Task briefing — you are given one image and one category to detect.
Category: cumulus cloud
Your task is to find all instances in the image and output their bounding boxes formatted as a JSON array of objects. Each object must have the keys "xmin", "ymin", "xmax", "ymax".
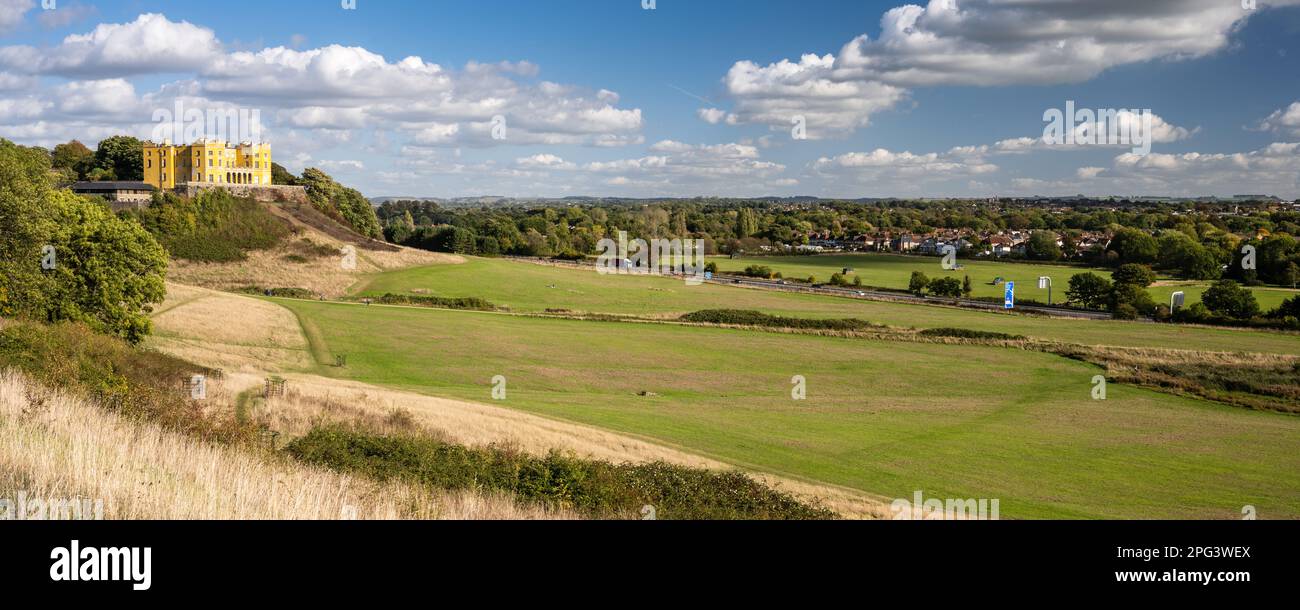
[
  {"xmin": 697, "ymin": 107, "xmax": 735, "ymax": 125},
  {"xmin": 1257, "ymin": 102, "xmax": 1300, "ymax": 136},
  {"xmin": 717, "ymin": 0, "xmax": 1299, "ymax": 134},
  {"xmin": 0, "ymin": 13, "xmax": 644, "ymax": 149},
  {"xmin": 0, "ymin": 0, "xmax": 32, "ymax": 36},
  {"xmin": 812, "ymin": 146, "xmax": 998, "ymax": 177},
  {"xmin": 0, "ymin": 13, "xmax": 222, "ymax": 76},
  {"xmin": 1059, "ymin": 142, "xmax": 1300, "ymax": 198}
]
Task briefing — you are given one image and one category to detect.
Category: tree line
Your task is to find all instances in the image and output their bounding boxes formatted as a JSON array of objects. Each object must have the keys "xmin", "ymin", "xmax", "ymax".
[{"xmin": 376, "ymin": 198, "xmax": 1300, "ymax": 288}]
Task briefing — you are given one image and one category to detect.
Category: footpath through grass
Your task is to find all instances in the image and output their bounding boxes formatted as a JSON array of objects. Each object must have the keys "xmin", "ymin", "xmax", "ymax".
[{"xmin": 275, "ymin": 298, "xmax": 1300, "ymax": 519}]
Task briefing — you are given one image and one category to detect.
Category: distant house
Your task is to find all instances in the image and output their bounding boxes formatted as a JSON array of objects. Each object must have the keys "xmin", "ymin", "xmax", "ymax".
[
  {"xmin": 893, "ymin": 234, "xmax": 919, "ymax": 252},
  {"xmin": 71, "ymin": 181, "xmax": 155, "ymax": 210},
  {"xmin": 987, "ymin": 235, "xmax": 1014, "ymax": 257}
]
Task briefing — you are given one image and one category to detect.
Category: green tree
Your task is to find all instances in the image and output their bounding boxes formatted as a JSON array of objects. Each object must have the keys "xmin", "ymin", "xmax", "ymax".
[
  {"xmin": 0, "ymin": 139, "xmax": 166, "ymax": 343},
  {"xmin": 908, "ymin": 271, "xmax": 930, "ymax": 295},
  {"xmin": 51, "ymin": 140, "xmax": 94, "ymax": 178},
  {"xmin": 300, "ymin": 168, "xmax": 383, "ymax": 239},
  {"xmin": 1109, "ymin": 283, "xmax": 1156, "ymax": 317},
  {"xmin": 1111, "ymin": 263, "xmax": 1156, "ymax": 288},
  {"xmin": 962, "ymin": 275, "xmax": 973, "ymax": 297},
  {"xmin": 1271, "ymin": 295, "xmax": 1300, "ymax": 319},
  {"xmin": 736, "ymin": 208, "xmax": 758, "ymax": 239},
  {"xmin": 1201, "ymin": 280, "xmax": 1260, "ymax": 320},
  {"xmin": 929, "ymin": 277, "xmax": 963, "ymax": 297},
  {"xmin": 1108, "ymin": 228, "xmax": 1158, "ymax": 265},
  {"xmin": 92, "ymin": 135, "xmax": 145, "ymax": 181},
  {"xmin": 270, "ymin": 162, "xmax": 299, "ymax": 186},
  {"xmin": 1024, "ymin": 231, "xmax": 1062, "ymax": 261},
  {"xmin": 1066, "ymin": 272, "xmax": 1113, "ymax": 310}
]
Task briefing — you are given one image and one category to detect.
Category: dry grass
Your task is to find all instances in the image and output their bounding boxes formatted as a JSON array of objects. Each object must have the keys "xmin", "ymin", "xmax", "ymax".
[
  {"xmin": 166, "ymin": 205, "xmax": 462, "ymax": 298},
  {"xmin": 150, "ymin": 283, "xmax": 314, "ymax": 372},
  {"xmin": 0, "ymin": 370, "xmax": 576, "ymax": 520}
]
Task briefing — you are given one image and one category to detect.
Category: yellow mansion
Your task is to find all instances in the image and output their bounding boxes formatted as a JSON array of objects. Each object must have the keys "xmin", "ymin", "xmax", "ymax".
[{"xmin": 142, "ymin": 139, "xmax": 272, "ymax": 189}]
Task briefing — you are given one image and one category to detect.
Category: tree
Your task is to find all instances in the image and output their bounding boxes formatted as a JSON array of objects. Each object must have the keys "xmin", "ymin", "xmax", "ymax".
[
  {"xmin": 736, "ymin": 208, "xmax": 758, "ymax": 239},
  {"xmin": 300, "ymin": 168, "xmax": 383, "ymax": 239},
  {"xmin": 1111, "ymin": 263, "xmax": 1156, "ymax": 288},
  {"xmin": 1284, "ymin": 262, "xmax": 1299, "ymax": 289},
  {"xmin": 1107, "ymin": 228, "xmax": 1158, "ymax": 265},
  {"xmin": 1024, "ymin": 231, "xmax": 1062, "ymax": 261},
  {"xmin": 0, "ymin": 139, "xmax": 167, "ymax": 343},
  {"xmin": 962, "ymin": 275, "xmax": 972, "ymax": 297},
  {"xmin": 1066, "ymin": 272, "xmax": 1112, "ymax": 310},
  {"xmin": 41, "ymin": 190, "xmax": 168, "ymax": 342},
  {"xmin": 1182, "ymin": 246, "xmax": 1223, "ymax": 281},
  {"xmin": 929, "ymin": 277, "xmax": 963, "ymax": 297},
  {"xmin": 1271, "ymin": 295, "xmax": 1300, "ymax": 319},
  {"xmin": 1109, "ymin": 283, "xmax": 1156, "ymax": 317},
  {"xmin": 271, "ymin": 162, "xmax": 299, "ymax": 186},
  {"xmin": 908, "ymin": 271, "xmax": 930, "ymax": 295},
  {"xmin": 51, "ymin": 140, "xmax": 94, "ymax": 178},
  {"xmin": 92, "ymin": 135, "xmax": 144, "ymax": 181},
  {"xmin": 1201, "ymin": 280, "xmax": 1260, "ymax": 320}
]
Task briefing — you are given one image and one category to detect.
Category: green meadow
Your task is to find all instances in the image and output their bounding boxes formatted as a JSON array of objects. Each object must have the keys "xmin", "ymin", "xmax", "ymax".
[
  {"xmin": 275, "ymin": 298, "xmax": 1300, "ymax": 519},
  {"xmin": 354, "ymin": 257, "xmax": 1300, "ymax": 355},
  {"xmin": 713, "ymin": 253, "xmax": 1297, "ymax": 311}
]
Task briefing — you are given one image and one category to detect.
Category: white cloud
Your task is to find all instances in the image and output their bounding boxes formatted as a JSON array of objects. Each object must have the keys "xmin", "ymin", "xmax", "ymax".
[
  {"xmin": 724, "ymin": 52, "xmax": 908, "ymax": 136},
  {"xmin": 0, "ymin": 13, "xmax": 222, "ymax": 77},
  {"xmin": 0, "ymin": 13, "xmax": 645, "ymax": 149},
  {"xmin": 717, "ymin": 0, "xmax": 1299, "ymax": 134},
  {"xmin": 697, "ymin": 107, "xmax": 735, "ymax": 125},
  {"xmin": 0, "ymin": 0, "xmax": 32, "ymax": 36},
  {"xmin": 1257, "ymin": 102, "xmax": 1300, "ymax": 136}
]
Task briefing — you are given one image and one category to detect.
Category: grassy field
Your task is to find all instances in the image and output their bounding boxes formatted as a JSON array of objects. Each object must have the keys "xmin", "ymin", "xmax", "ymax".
[
  {"xmin": 354, "ymin": 257, "xmax": 1300, "ymax": 355},
  {"xmin": 713, "ymin": 253, "xmax": 1297, "ymax": 311},
  {"xmin": 273, "ymin": 298, "xmax": 1300, "ymax": 519}
]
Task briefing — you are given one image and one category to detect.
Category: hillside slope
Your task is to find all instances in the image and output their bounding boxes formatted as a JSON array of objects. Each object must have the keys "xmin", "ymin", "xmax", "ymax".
[{"xmin": 164, "ymin": 197, "xmax": 462, "ymax": 298}]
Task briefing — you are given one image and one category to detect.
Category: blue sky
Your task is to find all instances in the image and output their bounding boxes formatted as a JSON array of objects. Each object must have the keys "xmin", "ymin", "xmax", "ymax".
[{"xmin": 2, "ymin": 0, "xmax": 1299, "ymax": 198}]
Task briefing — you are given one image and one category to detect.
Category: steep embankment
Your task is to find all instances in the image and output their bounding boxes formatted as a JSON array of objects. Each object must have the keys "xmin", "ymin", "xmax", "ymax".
[{"xmin": 160, "ymin": 196, "xmax": 462, "ymax": 298}]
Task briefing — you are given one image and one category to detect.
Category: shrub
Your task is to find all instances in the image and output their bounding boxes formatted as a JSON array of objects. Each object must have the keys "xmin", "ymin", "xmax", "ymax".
[
  {"xmin": 285, "ymin": 427, "xmax": 835, "ymax": 520},
  {"xmin": 1113, "ymin": 303, "xmax": 1139, "ymax": 320},
  {"xmin": 376, "ymin": 293, "xmax": 496, "ymax": 311},
  {"xmin": 928, "ymin": 277, "xmax": 963, "ymax": 298},
  {"xmin": 742, "ymin": 264, "xmax": 774, "ymax": 279},
  {"xmin": 680, "ymin": 309, "xmax": 876, "ymax": 331},
  {"xmin": 123, "ymin": 189, "xmax": 290, "ymax": 262},
  {"xmin": 236, "ymin": 286, "xmax": 318, "ymax": 300},
  {"xmin": 917, "ymin": 327, "xmax": 1025, "ymax": 341},
  {"xmin": 0, "ymin": 320, "xmax": 254, "ymax": 443}
]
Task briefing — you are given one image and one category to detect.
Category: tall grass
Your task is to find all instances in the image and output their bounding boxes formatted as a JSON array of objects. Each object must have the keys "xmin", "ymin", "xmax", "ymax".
[{"xmin": 0, "ymin": 371, "xmax": 573, "ymax": 519}]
